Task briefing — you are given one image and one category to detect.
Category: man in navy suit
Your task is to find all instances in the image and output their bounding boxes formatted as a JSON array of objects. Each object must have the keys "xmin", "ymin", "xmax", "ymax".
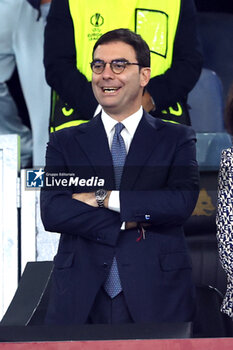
[{"xmin": 41, "ymin": 28, "xmax": 199, "ymax": 325}]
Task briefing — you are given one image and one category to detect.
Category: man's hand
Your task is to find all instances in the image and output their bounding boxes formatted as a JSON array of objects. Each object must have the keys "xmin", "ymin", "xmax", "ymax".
[
  {"xmin": 142, "ymin": 90, "xmax": 156, "ymax": 112},
  {"xmin": 125, "ymin": 222, "xmax": 151, "ymax": 229},
  {"xmin": 72, "ymin": 192, "xmax": 98, "ymax": 207},
  {"xmin": 125, "ymin": 222, "xmax": 137, "ymax": 229},
  {"xmin": 72, "ymin": 191, "xmax": 111, "ymax": 208}
]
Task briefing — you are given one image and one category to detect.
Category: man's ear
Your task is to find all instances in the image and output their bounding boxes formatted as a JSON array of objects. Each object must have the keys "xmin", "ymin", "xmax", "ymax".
[{"xmin": 140, "ymin": 67, "xmax": 151, "ymax": 88}]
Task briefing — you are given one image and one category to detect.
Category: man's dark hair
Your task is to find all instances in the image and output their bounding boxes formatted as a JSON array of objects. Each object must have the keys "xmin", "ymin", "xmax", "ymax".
[{"xmin": 92, "ymin": 28, "xmax": 150, "ymax": 68}]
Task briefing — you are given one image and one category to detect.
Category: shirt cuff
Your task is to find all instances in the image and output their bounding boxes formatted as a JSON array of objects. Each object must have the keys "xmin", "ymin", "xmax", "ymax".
[
  {"xmin": 108, "ymin": 191, "xmax": 125, "ymax": 230},
  {"xmin": 108, "ymin": 190, "xmax": 120, "ymax": 213}
]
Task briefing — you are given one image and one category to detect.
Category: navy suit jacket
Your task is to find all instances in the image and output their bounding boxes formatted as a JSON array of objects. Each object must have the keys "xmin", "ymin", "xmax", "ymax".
[{"xmin": 41, "ymin": 111, "xmax": 199, "ymax": 325}]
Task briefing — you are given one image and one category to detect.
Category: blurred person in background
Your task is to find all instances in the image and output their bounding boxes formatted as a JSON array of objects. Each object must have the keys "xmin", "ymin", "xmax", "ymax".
[
  {"xmin": 0, "ymin": 0, "xmax": 51, "ymax": 167},
  {"xmin": 216, "ymin": 82, "xmax": 233, "ymax": 318},
  {"xmin": 194, "ymin": 0, "xmax": 233, "ymax": 13},
  {"xmin": 0, "ymin": 0, "xmax": 32, "ymax": 168}
]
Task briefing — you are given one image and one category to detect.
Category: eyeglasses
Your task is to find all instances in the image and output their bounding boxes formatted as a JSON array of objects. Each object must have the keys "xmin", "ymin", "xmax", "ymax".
[{"xmin": 90, "ymin": 59, "xmax": 141, "ymax": 74}]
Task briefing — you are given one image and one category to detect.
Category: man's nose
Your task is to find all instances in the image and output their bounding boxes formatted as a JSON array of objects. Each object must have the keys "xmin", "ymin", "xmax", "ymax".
[{"xmin": 102, "ymin": 63, "xmax": 115, "ymax": 79}]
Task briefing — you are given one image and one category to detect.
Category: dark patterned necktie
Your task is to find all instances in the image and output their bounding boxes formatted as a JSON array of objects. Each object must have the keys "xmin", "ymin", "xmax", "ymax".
[{"xmin": 104, "ymin": 123, "xmax": 126, "ymax": 298}]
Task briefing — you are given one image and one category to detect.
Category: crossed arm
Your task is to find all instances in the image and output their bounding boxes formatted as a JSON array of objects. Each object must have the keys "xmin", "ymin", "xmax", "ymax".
[
  {"xmin": 72, "ymin": 191, "xmax": 138, "ymax": 229},
  {"xmin": 41, "ymin": 125, "xmax": 199, "ymax": 245},
  {"xmin": 72, "ymin": 192, "xmax": 108, "ymax": 208}
]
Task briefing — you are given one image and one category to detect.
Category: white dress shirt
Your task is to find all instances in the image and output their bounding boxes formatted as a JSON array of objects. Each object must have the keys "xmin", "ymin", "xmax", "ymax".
[{"xmin": 101, "ymin": 106, "xmax": 143, "ymax": 213}]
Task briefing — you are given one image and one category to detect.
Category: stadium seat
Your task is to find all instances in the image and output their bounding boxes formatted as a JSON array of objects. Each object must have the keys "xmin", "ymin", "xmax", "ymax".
[
  {"xmin": 193, "ymin": 284, "xmax": 233, "ymax": 337},
  {"xmin": 197, "ymin": 12, "xmax": 233, "ymax": 102},
  {"xmin": 196, "ymin": 132, "xmax": 232, "ymax": 170},
  {"xmin": 0, "ymin": 261, "xmax": 53, "ymax": 326},
  {"xmin": 188, "ymin": 68, "xmax": 224, "ymax": 133}
]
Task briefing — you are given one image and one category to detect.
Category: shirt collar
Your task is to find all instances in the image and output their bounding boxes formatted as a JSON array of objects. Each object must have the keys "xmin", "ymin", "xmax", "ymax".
[{"xmin": 101, "ymin": 106, "xmax": 143, "ymax": 137}]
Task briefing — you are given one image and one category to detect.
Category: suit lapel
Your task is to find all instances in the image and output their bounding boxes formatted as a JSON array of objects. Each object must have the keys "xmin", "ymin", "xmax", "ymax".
[
  {"xmin": 121, "ymin": 112, "xmax": 165, "ymax": 190},
  {"xmin": 74, "ymin": 112, "xmax": 166, "ymax": 190},
  {"xmin": 74, "ymin": 115, "xmax": 115, "ymax": 189}
]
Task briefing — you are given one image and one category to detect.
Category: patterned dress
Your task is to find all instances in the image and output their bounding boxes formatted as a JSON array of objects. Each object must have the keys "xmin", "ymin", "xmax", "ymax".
[{"xmin": 216, "ymin": 147, "xmax": 233, "ymax": 317}]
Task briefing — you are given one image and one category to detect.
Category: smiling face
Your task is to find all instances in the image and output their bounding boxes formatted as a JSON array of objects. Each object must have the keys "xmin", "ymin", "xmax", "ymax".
[{"xmin": 91, "ymin": 41, "xmax": 151, "ymax": 121}]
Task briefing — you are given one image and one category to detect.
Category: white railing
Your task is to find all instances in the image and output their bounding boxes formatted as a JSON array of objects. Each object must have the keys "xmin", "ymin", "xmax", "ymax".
[
  {"xmin": 0, "ymin": 135, "xmax": 19, "ymax": 319},
  {"xmin": 0, "ymin": 134, "xmax": 59, "ymax": 320}
]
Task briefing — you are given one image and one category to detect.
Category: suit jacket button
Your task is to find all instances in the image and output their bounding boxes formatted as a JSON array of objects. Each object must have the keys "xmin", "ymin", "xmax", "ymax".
[{"xmin": 103, "ymin": 263, "xmax": 108, "ymax": 268}]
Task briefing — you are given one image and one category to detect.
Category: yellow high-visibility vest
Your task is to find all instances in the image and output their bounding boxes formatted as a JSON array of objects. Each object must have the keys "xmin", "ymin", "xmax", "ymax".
[{"xmin": 69, "ymin": 0, "xmax": 181, "ymax": 81}]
